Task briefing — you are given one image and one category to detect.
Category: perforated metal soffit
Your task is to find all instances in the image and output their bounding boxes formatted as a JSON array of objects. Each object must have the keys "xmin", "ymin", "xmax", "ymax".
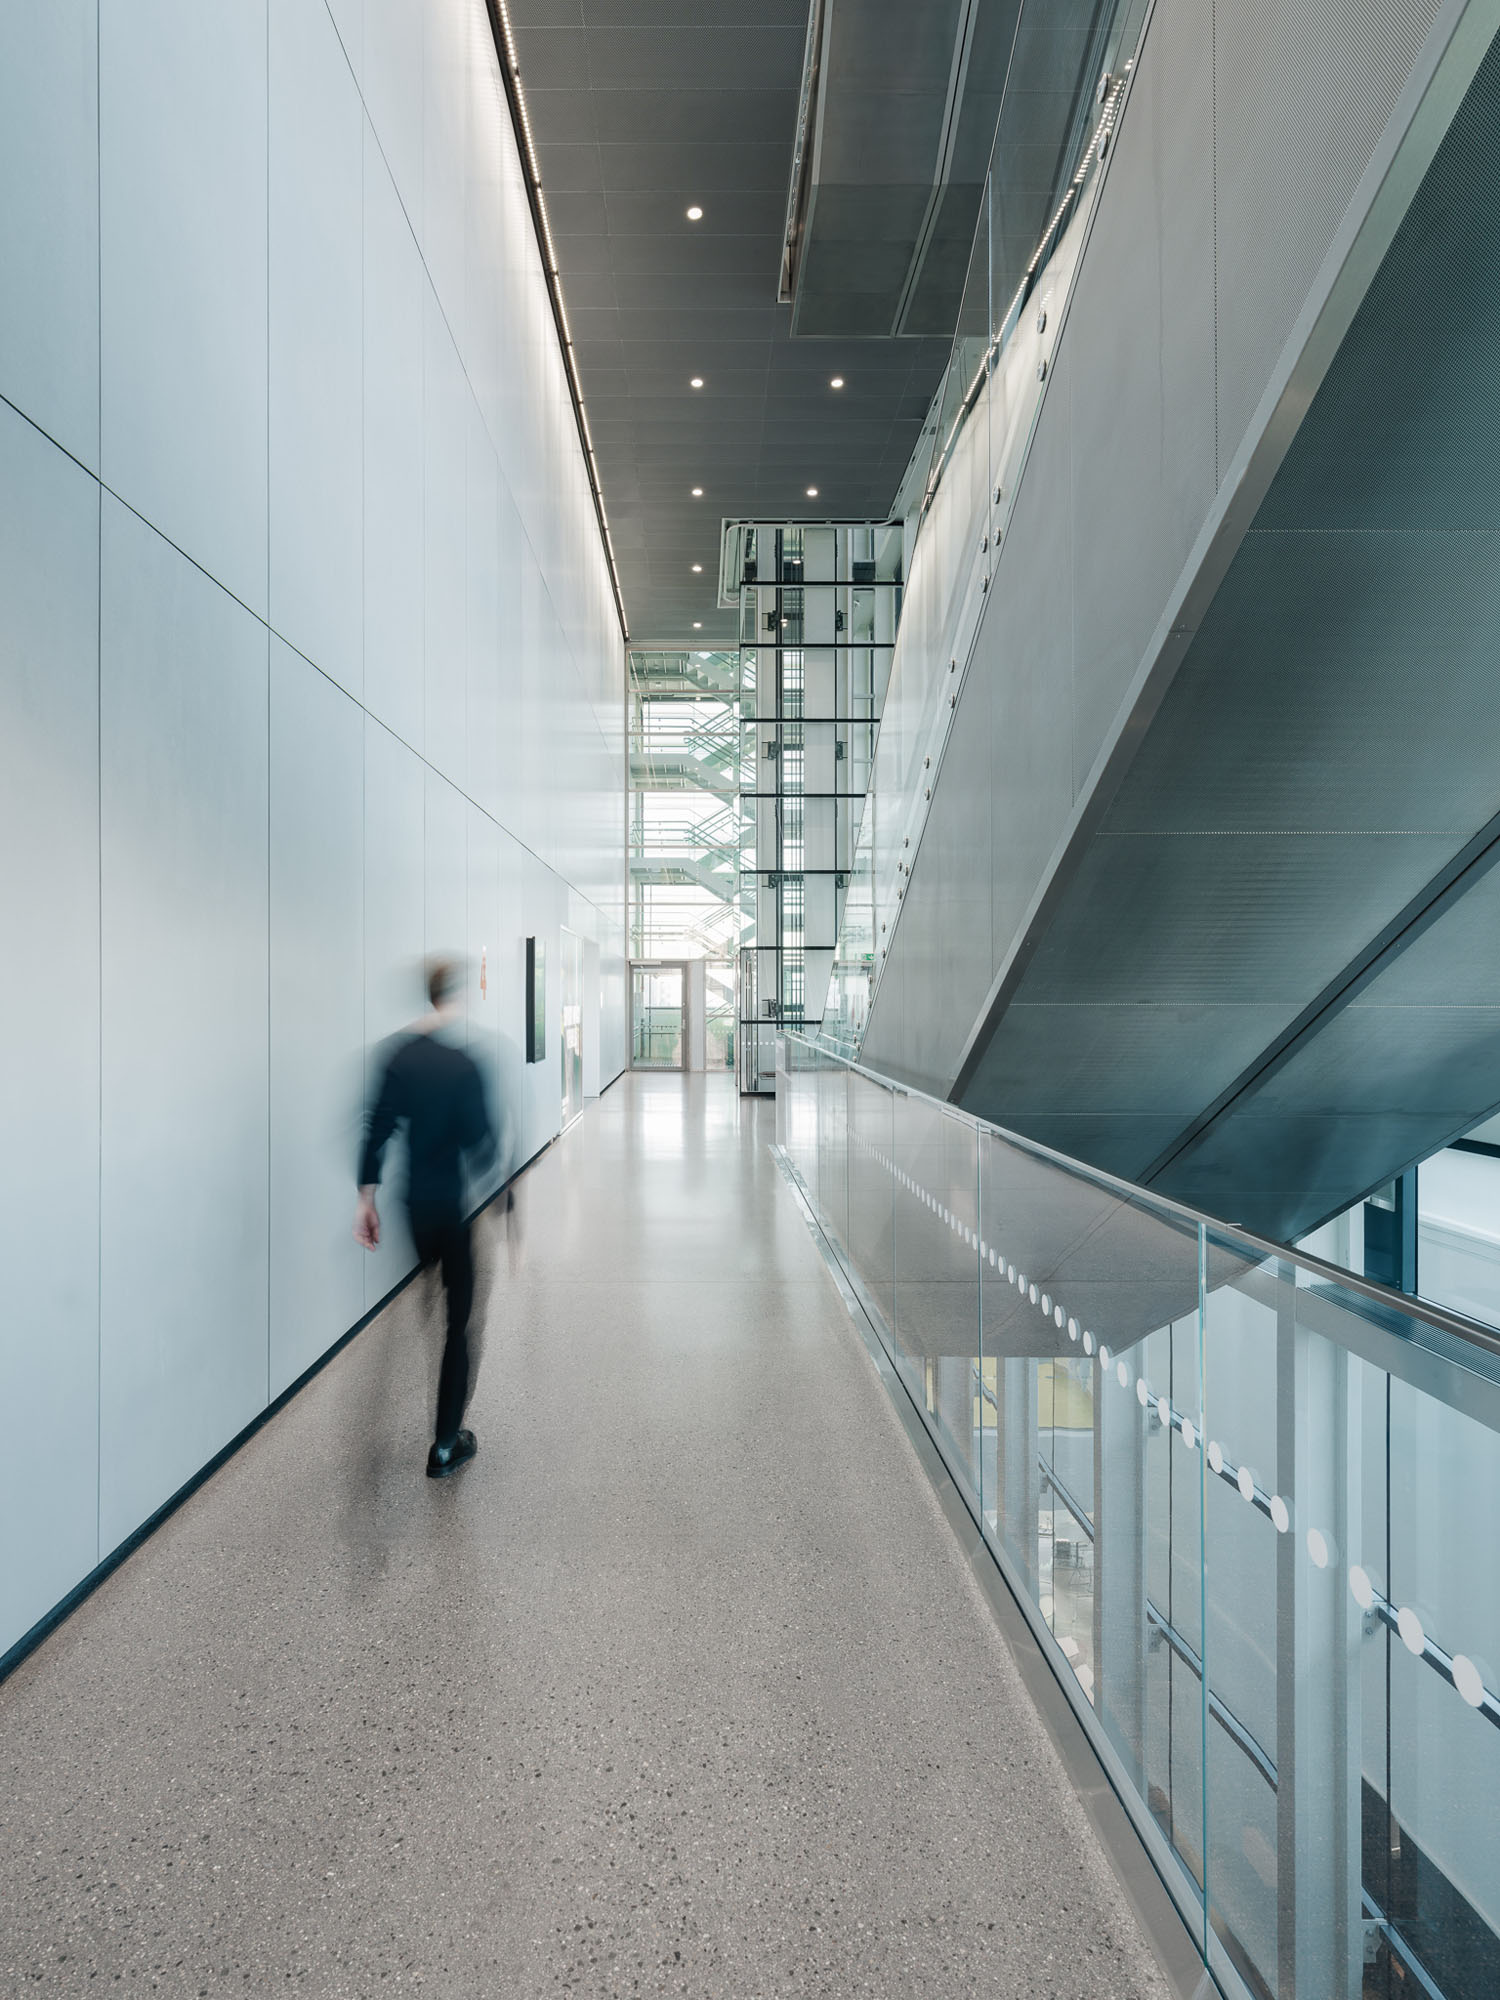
[
  {"xmin": 505, "ymin": 0, "xmax": 972, "ymax": 646},
  {"xmin": 963, "ymin": 25, "xmax": 1500, "ymax": 1244}
]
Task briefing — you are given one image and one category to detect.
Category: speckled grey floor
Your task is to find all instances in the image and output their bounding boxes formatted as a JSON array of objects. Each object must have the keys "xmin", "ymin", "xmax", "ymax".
[{"xmin": 0, "ymin": 1073, "xmax": 1172, "ymax": 1998}]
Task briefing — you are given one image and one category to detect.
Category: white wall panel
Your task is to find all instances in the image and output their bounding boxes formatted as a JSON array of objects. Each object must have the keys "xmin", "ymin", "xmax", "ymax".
[
  {"xmin": 601, "ymin": 941, "xmax": 626, "ymax": 1088},
  {"xmin": 269, "ymin": 0, "xmax": 364, "ymax": 698},
  {"xmin": 424, "ymin": 296, "xmax": 469, "ymax": 787},
  {"xmin": 362, "ymin": 716, "xmax": 425, "ymax": 1307},
  {"xmin": 425, "ymin": 766, "xmax": 469, "ymax": 973},
  {"xmin": 3, "ymin": 0, "xmax": 625, "ymax": 1655},
  {"xmin": 269, "ymin": 640, "xmax": 365, "ymax": 1397},
  {"xmin": 325, "ymin": 0, "xmax": 363, "ymax": 82},
  {"xmin": 463, "ymin": 37, "xmax": 505, "ymax": 437},
  {"xmin": 0, "ymin": 3, "xmax": 99, "ymax": 470},
  {"xmin": 0, "ymin": 410, "xmax": 101, "ymax": 1656},
  {"xmin": 100, "ymin": 0, "xmax": 268, "ymax": 618},
  {"xmin": 363, "ymin": 122, "xmax": 426, "ymax": 749},
  {"xmin": 466, "ymin": 805, "xmax": 504, "ymax": 1203},
  {"xmin": 361, "ymin": 0, "xmax": 423, "ymax": 235},
  {"xmin": 495, "ymin": 472, "xmax": 527, "ymax": 819},
  {"xmin": 466, "ymin": 408, "xmax": 502, "ymax": 818},
  {"xmin": 492, "ymin": 825, "xmax": 529, "ymax": 1178},
  {"xmin": 98, "ymin": 499, "xmax": 269, "ymax": 1550},
  {"xmin": 422, "ymin": 0, "xmax": 468, "ymax": 340}
]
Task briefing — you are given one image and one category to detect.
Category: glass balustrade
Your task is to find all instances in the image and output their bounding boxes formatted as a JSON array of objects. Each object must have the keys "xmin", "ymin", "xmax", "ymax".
[{"xmin": 778, "ymin": 1032, "xmax": 1500, "ymax": 2000}]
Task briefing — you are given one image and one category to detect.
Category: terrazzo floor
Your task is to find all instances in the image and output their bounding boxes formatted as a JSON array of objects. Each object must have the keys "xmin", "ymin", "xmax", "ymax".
[{"xmin": 0, "ymin": 1071, "xmax": 1172, "ymax": 1998}]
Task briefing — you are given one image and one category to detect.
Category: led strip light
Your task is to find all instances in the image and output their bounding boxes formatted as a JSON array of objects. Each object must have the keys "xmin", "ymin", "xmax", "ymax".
[{"xmin": 485, "ymin": 0, "xmax": 630, "ymax": 640}]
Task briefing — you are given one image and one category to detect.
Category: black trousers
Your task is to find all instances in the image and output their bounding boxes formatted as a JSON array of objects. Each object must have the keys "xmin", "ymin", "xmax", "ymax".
[{"xmin": 409, "ymin": 1210, "xmax": 475, "ymax": 1449}]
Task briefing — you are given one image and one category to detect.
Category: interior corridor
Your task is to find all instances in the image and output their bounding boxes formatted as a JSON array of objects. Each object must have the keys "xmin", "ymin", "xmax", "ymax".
[{"xmin": 0, "ymin": 1074, "xmax": 1171, "ymax": 1997}]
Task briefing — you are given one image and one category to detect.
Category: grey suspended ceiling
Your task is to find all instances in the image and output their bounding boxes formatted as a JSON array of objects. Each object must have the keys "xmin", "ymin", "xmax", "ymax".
[{"xmin": 507, "ymin": 0, "xmax": 954, "ymax": 645}]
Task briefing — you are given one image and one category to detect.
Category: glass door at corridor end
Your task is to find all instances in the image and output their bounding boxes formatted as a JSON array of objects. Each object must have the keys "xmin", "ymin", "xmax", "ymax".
[{"xmin": 631, "ymin": 962, "xmax": 685, "ymax": 1069}]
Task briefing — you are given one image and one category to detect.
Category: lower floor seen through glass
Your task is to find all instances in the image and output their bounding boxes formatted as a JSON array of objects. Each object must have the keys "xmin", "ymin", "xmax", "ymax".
[{"xmin": 780, "ymin": 1036, "xmax": 1500, "ymax": 2000}]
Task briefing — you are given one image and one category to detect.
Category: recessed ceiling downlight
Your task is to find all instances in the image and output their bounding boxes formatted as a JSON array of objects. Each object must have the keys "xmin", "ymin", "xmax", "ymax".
[{"xmin": 686, "ymin": 205, "xmax": 703, "ymax": 221}]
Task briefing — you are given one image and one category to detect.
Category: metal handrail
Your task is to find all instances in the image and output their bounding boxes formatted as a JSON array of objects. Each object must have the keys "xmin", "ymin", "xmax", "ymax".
[{"xmin": 782, "ymin": 1030, "xmax": 1500, "ymax": 1372}]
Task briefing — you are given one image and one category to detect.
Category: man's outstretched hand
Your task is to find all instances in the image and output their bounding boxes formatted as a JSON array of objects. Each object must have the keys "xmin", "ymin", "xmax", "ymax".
[{"xmin": 354, "ymin": 1188, "xmax": 381, "ymax": 1250}]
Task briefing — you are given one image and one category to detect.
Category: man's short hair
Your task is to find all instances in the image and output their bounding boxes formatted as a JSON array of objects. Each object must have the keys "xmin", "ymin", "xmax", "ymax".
[{"xmin": 427, "ymin": 957, "xmax": 459, "ymax": 1008}]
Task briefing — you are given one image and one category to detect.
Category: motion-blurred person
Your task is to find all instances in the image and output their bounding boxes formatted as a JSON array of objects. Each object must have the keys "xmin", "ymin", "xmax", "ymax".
[{"xmin": 355, "ymin": 958, "xmax": 496, "ymax": 1478}]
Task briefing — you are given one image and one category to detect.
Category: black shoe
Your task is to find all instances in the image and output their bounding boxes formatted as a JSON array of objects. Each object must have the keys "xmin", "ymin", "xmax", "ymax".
[{"xmin": 427, "ymin": 1429, "xmax": 477, "ymax": 1479}]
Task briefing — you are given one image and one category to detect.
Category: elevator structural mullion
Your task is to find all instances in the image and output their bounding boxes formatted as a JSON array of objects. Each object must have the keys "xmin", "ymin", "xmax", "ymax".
[{"xmin": 734, "ymin": 518, "xmax": 903, "ymax": 1085}]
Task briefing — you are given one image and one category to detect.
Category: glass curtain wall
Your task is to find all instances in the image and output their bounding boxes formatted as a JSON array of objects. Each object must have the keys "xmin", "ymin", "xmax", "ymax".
[
  {"xmin": 732, "ymin": 524, "xmax": 901, "ymax": 1093},
  {"xmin": 628, "ymin": 650, "xmax": 739, "ymax": 1070},
  {"xmin": 1296, "ymin": 1112, "xmax": 1500, "ymax": 1341}
]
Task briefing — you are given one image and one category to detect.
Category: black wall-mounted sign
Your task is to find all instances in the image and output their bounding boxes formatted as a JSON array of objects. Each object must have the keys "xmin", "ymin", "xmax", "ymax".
[{"xmin": 525, "ymin": 936, "xmax": 546, "ymax": 1063}]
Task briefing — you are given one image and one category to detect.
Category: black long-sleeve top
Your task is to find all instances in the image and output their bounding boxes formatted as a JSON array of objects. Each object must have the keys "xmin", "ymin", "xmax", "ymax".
[{"xmin": 358, "ymin": 1031, "xmax": 496, "ymax": 1220}]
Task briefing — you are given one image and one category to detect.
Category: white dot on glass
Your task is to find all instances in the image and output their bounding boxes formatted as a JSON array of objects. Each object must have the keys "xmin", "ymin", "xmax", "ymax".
[
  {"xmin": 1041, "ymin": 1292, "xmax": 1052, "ymax": 1315},
  {"xmin": 1136, "ymin": 1377, "xmax": 1149, "ymax": 1406},
  {"xmin": 1156, "ymin": 1393, "xmax": 1171, "ymax": 1428},
  {"xmin": 1068, "ymin": 1317, "xmax": 1079, "ymax": 1341},
  {"xmin": 1397, "ymin": 1605, "xmax": 1426, "ymax": 1657},
  {"xmin": 1116, "ymin": 1360, "xmax": 1129, "ymax": 1388},
  {"xmin": 1237, "ymin": 1464, "xmax": 1255, "ymax": 1504},
  {"xmin": 1349, "ymin": 1564, "xmax": 1375, "ymax": 1612},
  {"xmin": 1007, "ymin": 1264, "xmax": 1016, "ymax": 1282},
  {"xmin": 1452, "ymin": 1653, "xmax": 1485, "ymax": 1707},
  {"xmin": 1181, "ymin": 1419, "xmax": 1197, "ymax": 1451},
  {"xmin": 1270, "ymin": 1495, "xmax": 1290, "ymax": 1534},
  {"xmin": 1054, "ymin": 1306, "xmax": 1065, "ymax": 1328},
  {"xmin": 1306, "ymin": 1528, "xmax": 1330, "ymax": 1569},
  {"xmin": 1098, "ymin": 1344, "xmax": 1111, "ymax": 1369},
  {"xmin": 1029, "ymin": 1284, "xmax": 1039, "ymax": 1305},
  {"xmin": 1207, "ymin": 1441, "xmax": 1224, "ymax": 1475},
  {"xmin": 1083, "ymin": 1333, "xmax": 1094, "ymax": 1356}
]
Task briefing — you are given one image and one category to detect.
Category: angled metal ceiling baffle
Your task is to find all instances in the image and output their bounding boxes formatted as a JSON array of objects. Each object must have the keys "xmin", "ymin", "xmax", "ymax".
[
  {"xmin": 780, "ymin": 0, "xmax": 1107, "ymax": 338},
  {"xmin": 504, "ymin": 0, "xmax": 965, "ymax": 646}
]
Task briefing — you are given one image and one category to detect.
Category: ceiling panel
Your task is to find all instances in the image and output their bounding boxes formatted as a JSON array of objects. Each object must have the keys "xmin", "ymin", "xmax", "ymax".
[{"xmin": 509, "ymin": 0, "xmax": 954, "ymax": 644}]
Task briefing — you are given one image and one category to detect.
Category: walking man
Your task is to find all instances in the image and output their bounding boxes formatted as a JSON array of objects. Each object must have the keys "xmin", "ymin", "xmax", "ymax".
[{"xmin": 355, "ymin": 958, "xmax": 496, "ymax": 1477}]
